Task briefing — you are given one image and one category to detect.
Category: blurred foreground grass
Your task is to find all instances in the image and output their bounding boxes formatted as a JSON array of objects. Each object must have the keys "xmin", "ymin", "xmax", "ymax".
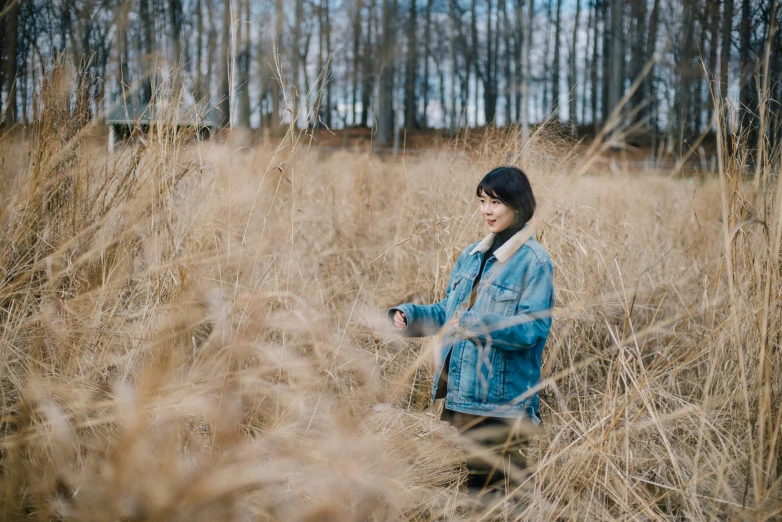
[{"xmin": 0, "ymin": 66, "xmax": 780, "ymax": 521}]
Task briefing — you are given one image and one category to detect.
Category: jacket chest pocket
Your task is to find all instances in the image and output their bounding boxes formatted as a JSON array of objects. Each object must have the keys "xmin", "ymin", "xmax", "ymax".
[
  {"xmin": 447, "ymin": 275, "xmax": 471, "ymax": 315},
  {"xmin": 486, "ymin": 283, "xmax": 519, "ymax": 316}
]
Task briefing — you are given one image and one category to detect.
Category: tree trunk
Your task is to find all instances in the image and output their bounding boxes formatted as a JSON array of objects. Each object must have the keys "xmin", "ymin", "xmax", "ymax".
[
  {"xmin": 720, "ymin": 0, "xmax": 734, "ymax": 96},
  {"xmin": 483, "ymin": 0, "xmax": 498, "ymax": 124},
  {"xmin": 404, "ymin": 0, "xmax": 417, "ymax": 130},
  {"xmin": 591, "ymin": 0, "xmax": 600, "ymax": 129},
  {"xmin": 582, "ymin": 0, "xmax": 594, "ymax": 125},
  {"xmin": 255, "ymin": 4, "xmax": 265, "ymax": 135},
  {"xmin": 569, "ymin": 0, "xmax": 581, "ymax": 127},
  {"xmin": 542, "ymin": 0, "xmax": 552, "ymax": 114},
  {"xmin": 324, "ymin": 0, "xmax": 332, "ymax": 127},
  {"xmin": 552, "ymin": 0, "xmax": 562, "ymax": 120},
  {"xmin": 690, "ymin": 3, "xmax": 704, "ymax": 134},
  {"xmin": 422, "ymin": 0, "xmax": 433, "ymax": 127},
  {"xmin": 438, "ymin": 54, "xmax": 446, "ymax": 128},
  {"xmin": 293, "ymin": 0, "xmax": 303, "ymax": 117},
  {"xmin": 139, "ymin": 0, "xmax": 154, "ymax": 104},
  {"xmin": 217, "ymin": 0, "xmax": 232, "ymax": 128},
  {"xmin": 645, "ymin": 0, "xmax": 660, "ymax": 122},
  {"xmin": 600, "ymin": 0, "xmax": 610, "ymax": 122},
  {"xmin": 361, "ymin": 0, "xmax": 375, "ymax": 127},
  {"xmin": 738, "ymin": 0, "xmax": 752, "ymax": 130},
  {"xmin": 492, "ymin": 0, "xmax": 501, "ymax": 124},
  {"xmin": 502, "ymin": 0, "xmax": 512, "ymax": 125},
  {"xmin": 706, "ymin": 0, "xmax": 719, "ymax": 126},
  {"xmin": 195, "ymin": 0, "xmax": 204, "ymax": 102},
  {"xmin": 317, "ymin": 0, "xmax": 324, "ymax": 126},
  {"xmin": 521, "ymin": 0, "xmax": 533, "ymax": 139},
  {"xmin": 169, "ymin": 0, "xmax": 183, "ymax": 95},
  {"xmin": 238, "ymin": 0, "xmax": 251, "ymax": 128},
  {"xmin": 376, "ymin": 0, "xmax": 395, "ymax": 146},
  {"xmin": 471, "ymin": 0, "xmax": 480, "ymax": 125},
  {"xmin": 677, "ymin": 0, "xmax": 695, "ymax": 138},
  {"xmin": 0, "ymin": 1, "xmax": 5, "ymax": 117},
  {"xmin": 271, "ymin": 0, "xmax": 283, "ymax": 131},
  {"xmin": 206, "ymin": 4, "xmax": 217, "ymax": 109},
  {"xmin": 301, "ymin": 31, "xmax": 312, "ymax": 120},
  {"xmin": 352, "ymin": 0, "xmax": 362, "ymax": 126},
  {"xmin": 607, "ymin": 0, "xmax": 623, "ymax": 122},
  {"xmin": 629, "ymin": 0, "xmax": 645, "ymax": 122},
  {"xmin": 449, "ymin": 0, "xmax": 459, "ymax": 128},
  {"xmin": 117, "ymin": 1, "xmax": 131, "ymax": 100},
  {"xmin": 514, "ymin": 0, "xmax": 524, "ymax": 122}
]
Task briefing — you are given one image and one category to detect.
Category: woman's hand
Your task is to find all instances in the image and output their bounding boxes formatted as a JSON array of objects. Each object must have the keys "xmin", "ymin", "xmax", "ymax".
[{"xmin": 393, "ymin": 310, "xmax": 408, "ymax": 329}]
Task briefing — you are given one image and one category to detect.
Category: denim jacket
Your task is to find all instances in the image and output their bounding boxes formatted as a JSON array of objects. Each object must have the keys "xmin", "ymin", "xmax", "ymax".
[{"xmin": 388, "ymin": 226, "xmax": 554, "ymax": 422}]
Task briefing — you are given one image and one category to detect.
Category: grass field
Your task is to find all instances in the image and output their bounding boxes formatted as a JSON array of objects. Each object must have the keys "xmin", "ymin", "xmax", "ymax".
[{"xmin": 1, "ymin": 69, "xmax": 780, "ymax": 521}]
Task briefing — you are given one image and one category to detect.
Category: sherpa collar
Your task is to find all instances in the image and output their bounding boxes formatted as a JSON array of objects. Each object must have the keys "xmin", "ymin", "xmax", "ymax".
[{"xmin": 470, "ymin": 224, "xmax": 536, "ymax": 263}]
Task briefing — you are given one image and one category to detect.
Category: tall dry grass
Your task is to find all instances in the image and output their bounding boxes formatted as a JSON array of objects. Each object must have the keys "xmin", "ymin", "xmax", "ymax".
[{"xmin": 0, "ymin": 64, "xmax": 780, "ymax": 521}]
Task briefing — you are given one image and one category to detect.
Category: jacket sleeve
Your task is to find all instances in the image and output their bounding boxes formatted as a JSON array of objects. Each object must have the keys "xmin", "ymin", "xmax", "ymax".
[
  {"xmin": 388, "ymin": 253, "xmax": 464, "ymax": 337},
  {"xmin": 457, "ymin": 260, "xmax": 553, "ymax": 350}
]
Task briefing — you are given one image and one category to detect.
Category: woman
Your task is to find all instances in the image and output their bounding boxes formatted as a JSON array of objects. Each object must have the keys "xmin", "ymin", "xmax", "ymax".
[{"xmin": 389, "ymin": 166, "xmax": 554, "ymax": 495}]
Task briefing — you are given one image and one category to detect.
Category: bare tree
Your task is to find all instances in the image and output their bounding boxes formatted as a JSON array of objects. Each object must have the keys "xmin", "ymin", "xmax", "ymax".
[
  {"xmin": 271, "ymin": 0, "xmax": 283, "ymax": 131},
  {"xmin": 216, "ymin": 0, "xmax": 231, "ymax": 127},
  {"xmin": 581, "ymin": 0, "xmax": 594, "ymax": 125},
  {"xmin": 721, "ymin": 0, "xmax": 734, "ymax": 97},
  {"xmin": 139, "ymin": 0, "xmax": 155, "ymax": 103},
  {"xmin": 521, "ymin": 0, "xmax": 533, "ymax": 140},
  {"xmin": 677, "ymin": 0, "xmax": 695, "ymax": 137},
  {"xmin": 194, "ymin": 0, "xmax": 205, "ymax": 102},
  {"xmin": 607, "ymin": 0, "xmax": 623, "ymax": 124},
  {"xmin": 552, "ymin": 0, "xmax": 562, "ymax": 120},
  {"xmin": 514, "ymin": 0, "xmax": 524, "ymax": 122},
  {"xmin": 360, "ymin": 0, "xmax": 375, "ymax": 127},
  {"xmin": 404, "ymin": 0, "xmax": 417, "ymax": 130},
  {"xmin": 486, "ymin": 0, "xmax": 499, "ymax": 124},
  {"xmin": 351, "ymin": 0, "xmax": 363, "ymax": 126},
  {"xmin": 376, "ymin": 0, "xmax": 396, "ymax": 146},
  {"xmin": 706, "ymin": 0, "xmax": 720, "ymax": 126},
  {"xmin": 644, "ymin": 0, "xmax": 660, "ymax": 121},
  {"xmin": 569, "ymin": 0, "xmax": 581, "ymax": 127},
  {"xmin": 542, "ymin": 0, "xmax": 552, "ymax": 114},
  {"xmin": 628, "ymin": 0, "xmax": 645, "ymax": 122},
  {"xmin": 0, "ymin": 0, "xmax": 768, "ymax": 150},
  {"xmin": 237, "ymin": 0, "xmax": 252, "ymax": 129},
  {"xmin": 324, "ymin": 0, "xmax": 332, "ymax": 127},
  {"xmin": 293, "ymin": 0, "xmax": 303, "ymax": 114},
  {"xmin": 169, "ymin": 0, "xmax": 184, "ymax": 94},
  {"xmin": 646, "ymin": 0, "xmax": 661, "ymax": 156},
  {"xmin": 470, "ymin": 0, "xmax": 479, "ymax": 125},
  {"xmin": 116, "ymin": 0, "xmax": 132, "ymax": 100},
  {"xmin": 738, "ymin": 0, "xmax": 753, "ymax": 130},
  {"xmin": 4, "ymin": 0, "xmax": 21, "ymax": 121},
  {"xmin": 422, "ymin": 0, "xmax": 433, "ymax": 128},
  {"xmin": 501, "ymin": 0, "xmax": 512, "ymax": 125}
]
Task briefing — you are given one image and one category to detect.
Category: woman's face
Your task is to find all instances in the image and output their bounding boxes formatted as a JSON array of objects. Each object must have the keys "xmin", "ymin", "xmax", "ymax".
[{"xmin": 478, "ymin": 190, "xmax": 516, "ymax": 233}]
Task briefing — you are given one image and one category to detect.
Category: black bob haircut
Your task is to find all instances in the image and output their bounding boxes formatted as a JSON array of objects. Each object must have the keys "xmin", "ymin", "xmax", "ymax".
[{"xmin": 476, "ymin": 166, "xmax": 536, "ymax": 227}]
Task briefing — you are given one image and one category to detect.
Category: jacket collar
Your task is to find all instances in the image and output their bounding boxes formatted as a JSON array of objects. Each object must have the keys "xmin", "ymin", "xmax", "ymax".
[{"xmin": 470, "ymin": 224, "xmax": 536, "ymax": 263}]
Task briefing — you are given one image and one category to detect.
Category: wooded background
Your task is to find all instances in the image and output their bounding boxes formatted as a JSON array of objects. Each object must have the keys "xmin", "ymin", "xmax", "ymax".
[{"xmin": 0, "ymin": 0, "xmax": 776, "ymax": 150}]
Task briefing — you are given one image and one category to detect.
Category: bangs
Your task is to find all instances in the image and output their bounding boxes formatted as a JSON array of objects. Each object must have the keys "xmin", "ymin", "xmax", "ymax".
[{"xmin": 476, "ymin": 181, "xmax": 504, "ymax": 203}]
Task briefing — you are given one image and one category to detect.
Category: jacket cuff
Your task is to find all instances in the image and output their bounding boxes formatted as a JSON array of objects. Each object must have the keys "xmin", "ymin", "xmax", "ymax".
[{"xmin": 388, "ymin": 304, "xmax": 414, "ymax": 333}]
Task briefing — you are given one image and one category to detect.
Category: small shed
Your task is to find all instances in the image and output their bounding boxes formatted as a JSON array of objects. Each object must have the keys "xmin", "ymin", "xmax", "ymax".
[{"xmin": 105, "ymin": 99, "xmax": 224, "ymax": 152}]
